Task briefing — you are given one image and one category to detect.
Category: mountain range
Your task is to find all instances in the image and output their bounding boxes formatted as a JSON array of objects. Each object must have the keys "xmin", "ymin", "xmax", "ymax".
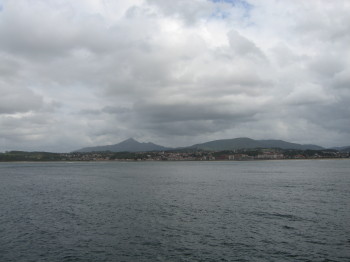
[
  {"xmin": 75, "ymin": 137, "xmax": 325, "ymax": 153},
  {"xmin": 189, "ymin": 137, "xmax": 323, "ymax": 151}
]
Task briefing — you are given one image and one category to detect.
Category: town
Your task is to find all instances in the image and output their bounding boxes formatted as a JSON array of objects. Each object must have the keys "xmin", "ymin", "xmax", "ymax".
[
  {"xmin": 1, "ymin": 148, "xmax": 349, "ymax": 162},
  {"xmin": 59, "ymin": 149, "xmax": 350, "ymax": 161}
]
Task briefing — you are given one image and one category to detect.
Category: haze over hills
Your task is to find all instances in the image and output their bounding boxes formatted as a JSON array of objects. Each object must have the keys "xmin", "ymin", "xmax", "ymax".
[
  {"xmin": 75, "ymin": 137, "xmax": 324, "ymax": 153},
  {"xmin": 332, "ymin": 146, "xmax": 350, "ymax": 152},
  {"xmin": 75, "ymin": 138, "xmax": 171, "ymax": 153}
]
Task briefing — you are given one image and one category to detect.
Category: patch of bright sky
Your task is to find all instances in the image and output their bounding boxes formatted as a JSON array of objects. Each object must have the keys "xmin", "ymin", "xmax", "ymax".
[
  {"xmin": 210, "ymin": 0, "xmax": 252, "ymax": 10},
  {"xmin": 208, "ymin": 0, "xmax": 253, "ymax": 21}
]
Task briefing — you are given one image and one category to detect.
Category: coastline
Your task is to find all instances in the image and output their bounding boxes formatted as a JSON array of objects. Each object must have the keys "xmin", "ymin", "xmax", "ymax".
[{"xmin": 1, "ymin": 158, "xmax": 349, "ymax": 164}]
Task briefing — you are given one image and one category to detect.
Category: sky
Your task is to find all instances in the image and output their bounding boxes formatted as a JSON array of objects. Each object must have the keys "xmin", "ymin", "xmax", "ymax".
[{"xmin": 0, "ymin": 0, "xmax": 349, "ymax": 152}]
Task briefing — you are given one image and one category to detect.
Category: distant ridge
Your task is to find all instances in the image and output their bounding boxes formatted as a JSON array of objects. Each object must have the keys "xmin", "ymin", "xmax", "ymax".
[
  {"xmin": 187, "ymin": 137, "xmax": 323, "ymax": 151},
  {"xmin": 75, "ymin": 137, "xmax": 324, "ymax": 153},
  {"xmin": 75, "ymin": 138, "xmax": 171, "ymax": 152}
]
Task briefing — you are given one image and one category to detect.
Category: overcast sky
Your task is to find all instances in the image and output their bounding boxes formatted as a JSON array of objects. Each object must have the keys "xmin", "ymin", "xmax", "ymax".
[{"xmin": 0, "ymin": 0, "xmax": 349, "ymax": 152}]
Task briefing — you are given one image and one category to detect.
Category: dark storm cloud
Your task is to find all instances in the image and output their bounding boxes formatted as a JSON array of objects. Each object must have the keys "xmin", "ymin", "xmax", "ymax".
[{"xmin": 134, "ymin": 101, "xmax": 256, "ymax": 122}]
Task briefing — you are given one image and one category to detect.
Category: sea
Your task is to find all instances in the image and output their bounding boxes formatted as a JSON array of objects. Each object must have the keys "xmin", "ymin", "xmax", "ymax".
[{"xmin": 0, "ymin": 160, "xmax": 349, "ymax": 262}]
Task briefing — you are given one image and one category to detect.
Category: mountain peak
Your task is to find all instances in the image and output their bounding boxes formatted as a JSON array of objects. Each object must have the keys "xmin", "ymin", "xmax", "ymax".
[
  {"xmin": 75, "ymin": 138, "xmax": 170, "ymax": 152},
  {"xmin": 122, "ymin": 138, "xmax": 138, "ymax": 143}
]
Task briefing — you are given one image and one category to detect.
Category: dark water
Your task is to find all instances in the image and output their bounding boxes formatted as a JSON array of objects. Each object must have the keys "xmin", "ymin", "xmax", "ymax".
[{"xmin": 0, "ymin": 160, "xmax": 349, "ymax": 262}]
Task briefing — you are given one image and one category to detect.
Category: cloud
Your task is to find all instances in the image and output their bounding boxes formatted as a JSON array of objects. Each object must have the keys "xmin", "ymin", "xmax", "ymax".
[
  {"xmin": 227, "ymin": 30, "xmax": 264, "ymax": 57},
  {"xmin": 0, "ymin": 0, "xmax": 349, "ymax": 152},
  {"xmin": 0, "ymin": 81, "xmax": 43, "ymax": 114},
  {"xmin": 146, "ymin": 0, "xmax": 213, "ymax": 24}
]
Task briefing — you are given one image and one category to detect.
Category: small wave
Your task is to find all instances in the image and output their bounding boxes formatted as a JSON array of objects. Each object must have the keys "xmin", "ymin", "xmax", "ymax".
[
  {"xmin": 282, "ymin": 225, "xmax": 295, "ymax": 230},
  {"xmin": 62, "ymin": 255, "xmax": 80, "ymax": 262},
  {"xmin": 253, "ymin": 211, "xmax": 304, "ymax": 221}
]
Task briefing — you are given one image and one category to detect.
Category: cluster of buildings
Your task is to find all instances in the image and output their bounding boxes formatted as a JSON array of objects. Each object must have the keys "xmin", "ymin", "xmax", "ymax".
[
  {"xmin": 59, "ymin": 153, "xmax": 111, "ymax": 161},
  {"xmin": 226, "ymin": 152, "xmax": 284, "ymax": 160},
  {"xmin": 58, "ymin": 149, "xmax": 349, "ymax": 162}
]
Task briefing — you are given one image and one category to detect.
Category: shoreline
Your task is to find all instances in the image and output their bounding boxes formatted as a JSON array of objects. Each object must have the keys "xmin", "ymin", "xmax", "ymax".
[{"xmin": 0, "ymin": 158, "xmax": 349, "ymax": 164}]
